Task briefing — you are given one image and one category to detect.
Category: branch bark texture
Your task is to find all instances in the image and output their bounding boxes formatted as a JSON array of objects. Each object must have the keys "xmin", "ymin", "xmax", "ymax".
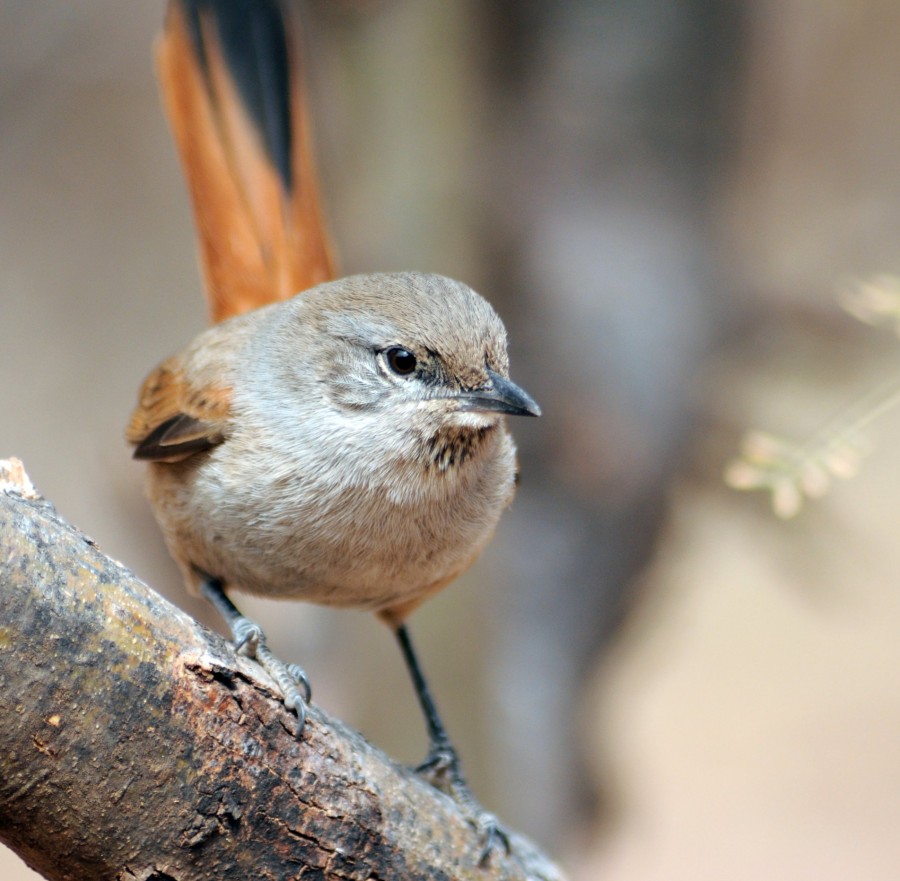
[{"xmin": 0, "ymin": 459, "xmax": 565, "ymax": 881}]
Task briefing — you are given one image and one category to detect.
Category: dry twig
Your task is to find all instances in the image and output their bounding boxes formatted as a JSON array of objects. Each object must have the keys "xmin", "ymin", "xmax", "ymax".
[{"xmin": 0, "ymin": 458, "xmax": 564, "ymax": 881}]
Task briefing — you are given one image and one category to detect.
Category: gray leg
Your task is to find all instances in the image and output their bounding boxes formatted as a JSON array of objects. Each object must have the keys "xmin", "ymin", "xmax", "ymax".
[{"xmin": 394, "ymin": 623, "xmax": 510, "ymax": 864}]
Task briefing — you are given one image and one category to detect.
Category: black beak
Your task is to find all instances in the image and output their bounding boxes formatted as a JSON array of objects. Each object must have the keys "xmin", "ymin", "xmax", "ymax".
[{"xmin": 457, "ymin": 368, "xmax": 541, "ymax": 417}]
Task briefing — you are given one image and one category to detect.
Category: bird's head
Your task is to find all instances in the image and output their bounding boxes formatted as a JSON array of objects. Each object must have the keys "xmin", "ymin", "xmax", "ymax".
[{"xmin": 290, "ymin": 272, "xmax": 540, "ymax": 433}]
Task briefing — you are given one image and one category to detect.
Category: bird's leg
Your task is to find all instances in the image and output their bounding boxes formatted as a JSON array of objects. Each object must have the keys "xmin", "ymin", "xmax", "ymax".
[
  {"xmin": 200, "ymin": 576, "xmax": 310, "ymax": 735},
  {"xmin": 393, "ymin": 623, "xmax": 511, "ymax": 864}
]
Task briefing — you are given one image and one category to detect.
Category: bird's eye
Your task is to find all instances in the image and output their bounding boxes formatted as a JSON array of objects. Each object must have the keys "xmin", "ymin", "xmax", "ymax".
[{"xmin": 384, "ymin": 346, "xmax": 417, "ymax": 376}]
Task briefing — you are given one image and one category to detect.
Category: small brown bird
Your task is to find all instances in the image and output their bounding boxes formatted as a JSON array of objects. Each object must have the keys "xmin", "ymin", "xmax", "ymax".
[{"xmin": 129, "ymin": 0, "xmax": 539, "ymax": 857}]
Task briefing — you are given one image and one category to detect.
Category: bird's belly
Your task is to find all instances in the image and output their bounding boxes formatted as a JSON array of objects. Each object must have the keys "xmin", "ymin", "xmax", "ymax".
[{"xmin": 170, "ymin": 459, "xmax": 509, "ymax": 612}]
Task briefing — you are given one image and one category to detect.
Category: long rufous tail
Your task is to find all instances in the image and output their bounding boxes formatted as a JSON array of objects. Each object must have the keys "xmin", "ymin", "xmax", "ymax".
[{"xmin": 157, "ymin": 0, "xmax": 336, "ymax": 324}]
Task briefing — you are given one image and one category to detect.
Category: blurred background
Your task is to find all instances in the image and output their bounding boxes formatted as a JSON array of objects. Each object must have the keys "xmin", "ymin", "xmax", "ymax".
[{"xmin": 3, "ymin": 1, "xmax": 900, "ymax": 878}]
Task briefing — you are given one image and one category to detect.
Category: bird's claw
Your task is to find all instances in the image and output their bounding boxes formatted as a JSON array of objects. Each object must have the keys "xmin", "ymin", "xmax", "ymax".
[
  {"xmin": 286, "ymin": 663, "xmax": 312, "ymax": 704},
  {"xmin": 474, "ymin": 810, "xmax": 512, "ymax": 866},
  {"xmin": 251, "ymin": 638, "xmax": 308, "ymax": 738},
  {"xmin": 198, "ymin": 579, "xmax": 310, "ymax": 738},
  {"xmin": 448, "ymin": 781, "xmax": 512, "ymax": 865},
  {"xmin": 232, "ymin": 618, "xmax": 263, "ymax": 654},
  {"xmin": 414, "ymin": 745, "xmax": 512, "ymax": 865},
  {"xmin": 414, "ymin": 744, "xmax": 457, "ymax": 782},
  {"xmin": 228, "ymin": 616, "xmax": 309, "ymax": 738}
]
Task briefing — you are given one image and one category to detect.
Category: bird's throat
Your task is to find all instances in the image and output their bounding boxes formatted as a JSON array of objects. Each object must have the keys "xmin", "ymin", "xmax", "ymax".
[{"xmin": 423, "ymin": 423, "xmax": 497, "ymax": 472}]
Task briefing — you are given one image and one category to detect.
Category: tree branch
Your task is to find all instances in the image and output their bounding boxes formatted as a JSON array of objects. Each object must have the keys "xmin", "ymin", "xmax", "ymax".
[{"xmin": 0, "ymin": 459, "xmax": 565, "ymax": 881}]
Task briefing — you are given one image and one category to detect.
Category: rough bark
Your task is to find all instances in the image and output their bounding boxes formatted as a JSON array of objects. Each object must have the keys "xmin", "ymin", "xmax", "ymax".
[{"xmin": 0, "ymin": 459, "xmax": 565, "ymax": 881}]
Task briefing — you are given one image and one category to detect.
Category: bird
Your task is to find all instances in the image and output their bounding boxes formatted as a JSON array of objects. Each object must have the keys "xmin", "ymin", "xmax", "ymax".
[{"xmin": 129, "ymin": 0, "xmax": 539, "ymax": 860}]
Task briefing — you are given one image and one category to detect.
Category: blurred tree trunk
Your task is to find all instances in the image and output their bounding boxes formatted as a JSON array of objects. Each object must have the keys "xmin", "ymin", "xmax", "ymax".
[{"xmin": 474, "ymin": 0, "xmax": 745, "ymax": 836}]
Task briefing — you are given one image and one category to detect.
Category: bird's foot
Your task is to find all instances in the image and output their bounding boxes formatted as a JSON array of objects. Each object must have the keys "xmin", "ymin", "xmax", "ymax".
[
  {"xmin": 414, "ymin": 742, "xmax": 458, "ymax": 785},
  {"xmin": 230, "ymin": 615, "xmax": 310, "ymax": 736},
  {"xmin": 199, "ymin": 577, "xmax": 310, "ymax": 736},
  {"xmin": 415, "ymin": 744, "xmax": 511, "ymax": 866}
]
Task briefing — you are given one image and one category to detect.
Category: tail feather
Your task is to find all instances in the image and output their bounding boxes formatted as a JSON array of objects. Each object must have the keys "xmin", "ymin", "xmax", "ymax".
[{"xmin": 158, "ymin": 0, "xmax": 336, "ymax": 324}]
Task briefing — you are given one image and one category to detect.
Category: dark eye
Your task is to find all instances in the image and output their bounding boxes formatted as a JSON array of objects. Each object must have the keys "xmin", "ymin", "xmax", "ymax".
[{"xmin": 384, "ymin": 346, "xmax": 417, "ymax": 376}]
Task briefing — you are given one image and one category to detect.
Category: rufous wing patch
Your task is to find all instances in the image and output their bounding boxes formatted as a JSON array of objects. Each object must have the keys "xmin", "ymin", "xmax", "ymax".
[{"xmin": 126, "ymin": 356, "xmax": 230, "ymax": 463}]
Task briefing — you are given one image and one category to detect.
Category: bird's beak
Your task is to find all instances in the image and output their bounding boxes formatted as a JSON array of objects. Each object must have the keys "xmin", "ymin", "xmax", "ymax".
[{"xmin": 457, "ymin": 368, "xmax": 541, "ymax": 417}]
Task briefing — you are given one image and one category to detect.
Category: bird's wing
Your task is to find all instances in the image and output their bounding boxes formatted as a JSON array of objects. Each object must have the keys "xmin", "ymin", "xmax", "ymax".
[
  {"xmin": 157, "ymin": 0, "xmax": 336, "ymax": 324},
  {"xmin": 126, "ymin": 351, "xmax": 232, "ymax": 462}
]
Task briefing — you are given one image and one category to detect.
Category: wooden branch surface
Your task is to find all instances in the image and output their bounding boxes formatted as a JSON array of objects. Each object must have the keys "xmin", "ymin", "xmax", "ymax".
[{"xmin": 0, "ymin": 459, "xmax": 565, "ymax": 881}]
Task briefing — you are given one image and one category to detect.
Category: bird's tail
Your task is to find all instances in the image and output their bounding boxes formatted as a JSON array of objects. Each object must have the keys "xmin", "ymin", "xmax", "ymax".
[{"xmin": 157, "ymin": 0, "xmax": 336, "ymax": 324}]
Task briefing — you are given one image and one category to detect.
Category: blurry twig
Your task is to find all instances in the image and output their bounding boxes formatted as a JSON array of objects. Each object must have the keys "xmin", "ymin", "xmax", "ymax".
[
  {"xmin": 725, "ymin": 275, "xmax": 900, "ymax": 517},
  {"xmin": 724, "ymin": 380, "xmax": 899, "ymax": 517},
  {"xmin": 838, "ymin": 274, "xmax": 900, "ymax": 333}
]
